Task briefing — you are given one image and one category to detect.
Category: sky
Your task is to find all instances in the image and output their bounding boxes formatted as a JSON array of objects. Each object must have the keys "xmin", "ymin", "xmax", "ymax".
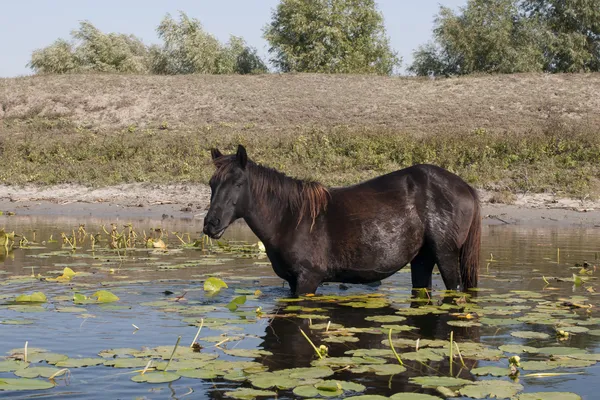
[{"xmin": 0, "ymin": 0, "xmax": 466, "ymax": 78}]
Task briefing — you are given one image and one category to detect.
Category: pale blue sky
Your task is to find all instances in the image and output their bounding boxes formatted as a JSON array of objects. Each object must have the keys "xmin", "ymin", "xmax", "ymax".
[{"xmin": 0, "ymin": 1, "xmax": 466, "ymax": 77}]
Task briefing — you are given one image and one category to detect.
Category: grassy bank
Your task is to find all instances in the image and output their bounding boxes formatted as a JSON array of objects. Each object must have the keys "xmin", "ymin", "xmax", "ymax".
[{"xmin": 1, "ymin": 73, "xmax": 599, "ymax": 199}]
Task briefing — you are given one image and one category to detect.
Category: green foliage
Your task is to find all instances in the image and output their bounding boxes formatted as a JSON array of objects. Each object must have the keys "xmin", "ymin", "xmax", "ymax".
[
  {"xmin": 28, "ymin": 14, "xmax": 266, "ymax": 76},
  {"xmin": 411, "ymin": 0, "xmax": 600, "ymax": 76},
  {"xmin": 150, "ymin": 12, "xmax": 266, "ymax": 75},
  {"xmin": 410, "ymin": 0, "xmax": 544, "ymax": 76},
  {"xmin": 523, "ymin": 0, "xmax": 600, "ymax": 72},
  {"xmin": 29, "ymin": 22, "xmax": 150, "ymax": 74},
  {"xmin": 264, "ymin": 0, "xmax": 399, "ymax": 74}
]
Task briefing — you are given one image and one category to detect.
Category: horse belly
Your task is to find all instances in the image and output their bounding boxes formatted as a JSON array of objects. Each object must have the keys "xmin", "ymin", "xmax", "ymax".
[{"xmin": 330, "ymin": 215, "xmax": 422, "ymax": 284}]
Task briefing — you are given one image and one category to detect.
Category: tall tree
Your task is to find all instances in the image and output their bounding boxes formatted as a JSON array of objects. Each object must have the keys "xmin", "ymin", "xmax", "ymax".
[
  {"xmin": 150, "ymin": 12, "xmax": 267, "ymax": 75},
  {"xmin": 410, "ymin": 0, "xmax": 544, "ymax": 76},
  {"xmin": 264, "ymin": 0, "xmax": 399, "ymax": 75},
  {"xmin": 29, "ymin": 21, "xmax": 150, "ymax": 74},
  {"xmin": 523, "ymin": 0, "xmax": 600, "ymax": 72}
]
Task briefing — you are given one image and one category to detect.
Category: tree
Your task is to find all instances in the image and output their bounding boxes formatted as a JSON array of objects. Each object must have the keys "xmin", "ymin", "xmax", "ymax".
[
  {"xmin": 264, "ymin": 0, "xmax": 399, "ymax": 75},
  {"xmin": 29, "ymin": 21, "xmax": 150, "ymax": 74},
  {"xmin": 410, "ymin": 0, "xmax": 544, "ymax": 77},
  {"xmin": 523, "ymin": 0, "xmax": 600, "ymax": 72},
  {"xmin": 28, "ymin": 13, "xmax": 267, "ymax": 75},
  {"xmin": 150, "ymin": 12, "xmax": 267, "ymax": 75}
]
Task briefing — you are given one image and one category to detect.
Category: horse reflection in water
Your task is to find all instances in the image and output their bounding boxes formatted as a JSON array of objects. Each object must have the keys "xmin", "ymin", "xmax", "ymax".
[{"xmin": 251, "ymin": 294, "xmax": 481, "ymax": 397}]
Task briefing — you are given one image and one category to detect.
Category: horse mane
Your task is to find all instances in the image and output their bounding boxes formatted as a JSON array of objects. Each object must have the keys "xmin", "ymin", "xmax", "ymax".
[{"xmin": 213, "ymin": 155, "xmax": 329, "ymax": 229}]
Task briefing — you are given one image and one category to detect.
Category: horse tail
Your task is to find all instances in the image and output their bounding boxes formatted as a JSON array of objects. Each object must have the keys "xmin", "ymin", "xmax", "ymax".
[{"xmin": 460, "ymin": 189, "xmax": 481, "ymax": 290}]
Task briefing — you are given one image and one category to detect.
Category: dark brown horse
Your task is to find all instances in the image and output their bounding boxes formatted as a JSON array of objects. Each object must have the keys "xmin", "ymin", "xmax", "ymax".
[{"xmin": 203, "ymin": 145, "xmax": 481, "ymax": 296}]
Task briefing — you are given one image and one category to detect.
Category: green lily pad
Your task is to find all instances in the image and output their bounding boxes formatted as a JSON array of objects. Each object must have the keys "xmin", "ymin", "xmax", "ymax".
[
  {"xmin": 498, "ymin": 344, "xmax": 539, "ymax": 354},
  {"xmin": 15, "ymin": 292, "xmax": 47, "ymax": 303},
  {"xmin": 14, "ymin": 366, "xmax": 62, "ymax": 378},
  {"xmin": 535, "ymin": 347, "xmax": 587, "ymax": 356},
  {"xmin": 516, "ymin": 392, "xmax": 581, "ymax": 400},
  {"xmin": 459, "ymin": 380, "xmax": 524, "ymax": 399},
  {"xmin": 0, "ymin": 319, "xmax": 35, "ymax": 325},
  {"xmin": 560, "ymin": 326, "xmax": 589, "ymax": 334},
  {"xmin": 227, "ymin": 295, "xmax": 247, "ymax": 311},
  {"xmin": 223, "ymin": 349, "xmax": 273, "ymax": 358},
  {"xmin": 510, "ymin": 331, "xmax": 550, "ymax": 339},
  {"xmin": 409, "ymin": 376, "xmax": 472, "ymax": 388},
  {"xmin": 293, "ymin": 384, "xmax": 320, "ymax": 397},
  {"xmin": 447, "ymin": 320, "xmax": 482, "ymax": 327},
  {"xmin": 104, "ymin": 358, "xmax": 150, "ymax": 368},
  {"xmin": 365, "ymin": 315, "xmax": 407, "ymax": 323},
  {"xmin": 0, "ymin": 360, "xmax": 29, "ymax": 372},
  {"xmin": 0, "ymin": 378, "xmax": 55, "ymax": 391},
  {"xmin": 345, "ymin": 396, "xmax": 389, "ymax": 400},
  {"xmin": 55, "ymin": 357, "xmax": 105, "ymax": 367},
  {"xmin": 389, "ymin": 394, "xmax": 443, "ymax": 400},
  {"xmin": 470, "ymin": 366, "xmax": 509, "ymax": 376},
  {"xmin": 350, "ymin": 364, "xmax": 407, "ymax": 375},
  {"xmin": 204, "ymin": 277, "xmax": 228, "ymax": 292},
  {"xmin": 250, "ymin": 375, "xmax": 300, "ymax": 390},
  {"xmin": 521, "ymin": 358, "xmax": 595, "ymax": 371},
  {"xmin": 131, "ymin": 371, "xmax": 180, "ymax": 383},
  {"xmin": 288, "ymin": 366, "xmax": 335, "ymax": 379},
  {"xmin": 91, "ymin": 290, "xmax": 119, "ymax": 303},
  {"xmin": 479, "ymin": 317, "xmax": 519, "ymax": 326},
  {"xmin": 224, "ymin": 388, "xmax": 277, "ymax": 399},
  {"xmin": 176, "ymin": 368, "xmax": 219, "ymax": 379}
]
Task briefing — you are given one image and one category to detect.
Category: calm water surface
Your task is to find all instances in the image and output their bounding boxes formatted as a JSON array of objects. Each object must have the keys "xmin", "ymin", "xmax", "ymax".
[{"xmin": 0, "ymin": 215, "xmax": 599, "ymax": 399}]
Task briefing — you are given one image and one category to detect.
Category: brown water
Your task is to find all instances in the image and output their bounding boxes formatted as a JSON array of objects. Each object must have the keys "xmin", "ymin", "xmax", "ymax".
[{"xmin": 0, "ymin": 215, "xmax": 599, "ymax": 399}]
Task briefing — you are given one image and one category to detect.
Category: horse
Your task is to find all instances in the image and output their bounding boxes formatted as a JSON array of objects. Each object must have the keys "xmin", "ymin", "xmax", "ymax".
[{"xmin": 203, "ymin": 145, "xmax": 481, "ymax": 296}]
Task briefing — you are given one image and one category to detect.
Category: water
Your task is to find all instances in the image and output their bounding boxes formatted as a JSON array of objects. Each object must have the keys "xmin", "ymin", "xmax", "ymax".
[{"xmin": 0, "ymin": 215, "xmax": 599, "ymax": 399}]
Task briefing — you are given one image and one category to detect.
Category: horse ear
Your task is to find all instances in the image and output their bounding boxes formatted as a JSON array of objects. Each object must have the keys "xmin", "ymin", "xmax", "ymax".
[
  {"xmin": 211, "ymin": 148, "xmax": 223, "ymax": 161},
  {"xmin": 236, "ymin": 145, "xmax": 247, "ymax": 169}
]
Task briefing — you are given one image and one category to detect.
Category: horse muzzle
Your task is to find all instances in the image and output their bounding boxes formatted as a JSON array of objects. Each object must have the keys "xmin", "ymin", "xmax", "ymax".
[{"xmin": 203, "ymin": 223, "xmax": 226, "ymax": 239}]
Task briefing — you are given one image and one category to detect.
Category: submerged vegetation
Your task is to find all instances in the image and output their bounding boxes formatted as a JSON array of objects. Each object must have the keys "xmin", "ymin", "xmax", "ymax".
[{"xmin": 0, "ymin": 220, "xmax": 599, "ymax": 397}]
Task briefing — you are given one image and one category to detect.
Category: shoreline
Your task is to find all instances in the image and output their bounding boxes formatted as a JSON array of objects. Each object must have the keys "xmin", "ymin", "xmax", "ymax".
[{"xmin": 0, "ymin": 183, "xmax": 598, "ymax": 228}]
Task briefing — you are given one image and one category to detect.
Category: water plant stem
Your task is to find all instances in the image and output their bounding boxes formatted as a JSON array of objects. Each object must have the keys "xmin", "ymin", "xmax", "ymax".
[
  {"xmin": 449, "ymin": 331, "xmax": 454, "ymax": 376},
  {"xmin": 299, "ymin": 328, "xmax": 323, "ymax": 360},
  {"xmin": 164, "ymin": 336, "xmax": 181, "ymax": 371},
  {"xmin": 388, "ymin": 328, "xmax": 404, "ymax": 366},
  {"xmin": 190, "ymin": 318, "xmax": 204, "ymax": 347}
]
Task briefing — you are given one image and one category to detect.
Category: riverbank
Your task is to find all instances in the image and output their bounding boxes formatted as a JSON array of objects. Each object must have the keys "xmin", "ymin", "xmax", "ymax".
[{"xmin": 0, "ymin": 183, "xmax": 598, "ymax": 227}]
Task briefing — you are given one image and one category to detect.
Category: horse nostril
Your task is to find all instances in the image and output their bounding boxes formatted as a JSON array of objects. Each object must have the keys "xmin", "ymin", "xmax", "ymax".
[{"xmin": 215, "ymin": 218, "xmax": 221, "ymax": 226}]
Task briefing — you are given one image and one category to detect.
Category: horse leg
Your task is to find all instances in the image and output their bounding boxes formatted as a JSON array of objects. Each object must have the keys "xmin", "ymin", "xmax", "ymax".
[
  {"xmin": 435, "ymin": 249, "xmax": 462, "ymax": 291},
  {"xmin": 410, "ymin": 246, "xmax": 436, "ymax": 289}
]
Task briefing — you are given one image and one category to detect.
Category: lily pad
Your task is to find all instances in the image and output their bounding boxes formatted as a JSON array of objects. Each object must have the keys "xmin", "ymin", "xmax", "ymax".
[
  {"xmin": 498, "ymin": 344, "xmax": 539, "ymax": 354},
  {"xmin": 470, "ymin": 366, "xmax": 509, "ymax": 376},
  {"xmin": 224, "ymin": 388, "xmax": 277, "ymax": 399},
  {"xmin": 204, "ymin": 277, "xmax": 228, "ymax": 292},
  {"xmin": 350, "ymin": 364, "xmax": 407, "ymax": 375},
  {"xmin": 131, "ymin": 371, "xmax": 180, "ymax": 383},
  {"xmin": 365, "ymin": 315, "xmax": 407, "ymax": 323},
  {"xmin": 510, "ymin": 331, "xmax": 550, "ymax": 339},
  {"xmin": 223, "ymin": 349, "xmax": 273, "ymax": 358},
  {"xmin": 91, "ymin": 290, "xmax": 119, "ymax": 303},
  {"xmin": 104, "ymin": 358, "xmax": 150, "ymax": 368},
  {"xmin": 15, "ymin": 292, "xmax": 47, "ymax": 303},
  {"xmin": 0, "ymin": 378, "xmax": 55, "ymax": 391},
  {"xmin": 409, "ymin": 376, "xmax": 472, "ymax": 388},
  {"xmin": 516, "ymin": 392, "xmax": 581, "ymax": 400},
  {"xmin": 389, "ymin": 394, "xmax": 443, "ymax": 400},
  {"xmin": 14, "ymin": 366, "xmax": 62, "ymax": 378},
  {"xmin": 176, "ymin": 368, "xmax": 219, "ymax": 379},
  {"xmin": 459, "ymin": 380, "xmax": 524, "ymax": 399},
  {"xmin": 0, "ymin": 360, "xmax": 28, "ymax": 372},
  {"xmin": 55, "ymin": 357, "xmax": 105, "ymax": 368}
]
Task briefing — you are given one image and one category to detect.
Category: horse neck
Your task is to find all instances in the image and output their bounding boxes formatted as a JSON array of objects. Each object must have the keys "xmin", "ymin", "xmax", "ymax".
[
  {"xmin": 242, "ymin": 187, "xmax": 288, "ymax": 249},
  {"xmin": 242, "ymin": 167, "xmax": 298, "ymax": 248}
]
